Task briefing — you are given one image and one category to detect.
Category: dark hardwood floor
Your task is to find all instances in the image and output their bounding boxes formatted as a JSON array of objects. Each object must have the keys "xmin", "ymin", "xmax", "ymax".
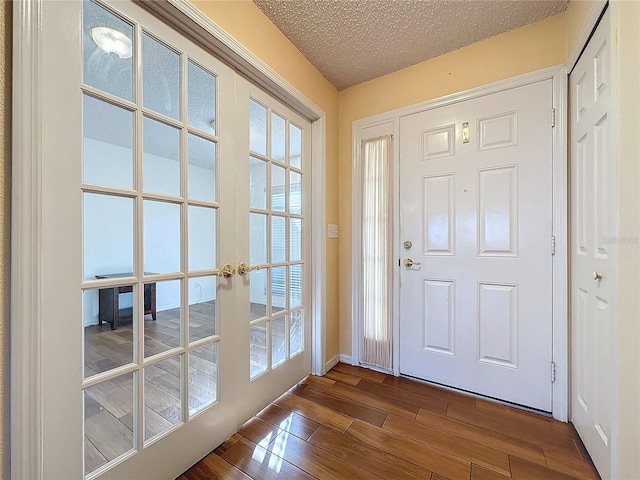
[{"xmin": 178, "ymin": 363, "xmax": 601, "ymax": 480}]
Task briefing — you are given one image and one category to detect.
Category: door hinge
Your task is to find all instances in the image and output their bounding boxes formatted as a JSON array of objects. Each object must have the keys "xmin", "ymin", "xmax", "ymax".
[
  {"xmin": 551, "ymin": 235, "xmax": 556, "ymax": 256},
  {"xmin": 551, "ymin": 361, "xmax": 556, "ymax": 383},
  {"xmin": 551, "ymin": 108, "xmax": 556, "ymax": 128}
]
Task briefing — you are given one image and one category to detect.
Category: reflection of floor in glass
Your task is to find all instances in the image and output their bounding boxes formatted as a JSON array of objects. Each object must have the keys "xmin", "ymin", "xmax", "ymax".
[
  {"xmin": 83, "ymin": 302, "xmax": 218, "ymax": 475},
  {"xmin": 250, "ymin": 322, "xmax": 268, "ymax": 378}
]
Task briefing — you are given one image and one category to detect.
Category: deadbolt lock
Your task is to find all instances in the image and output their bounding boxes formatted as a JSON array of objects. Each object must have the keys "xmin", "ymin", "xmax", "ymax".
[{"xmin": 403, "ymin": 240, "xmax": 413, "ymax": 250}]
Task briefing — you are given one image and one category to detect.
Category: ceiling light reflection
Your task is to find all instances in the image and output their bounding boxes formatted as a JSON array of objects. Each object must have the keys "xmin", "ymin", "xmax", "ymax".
[{"xmin": 91, "ymin": 27, "xmax": 133, "ymax": 59}]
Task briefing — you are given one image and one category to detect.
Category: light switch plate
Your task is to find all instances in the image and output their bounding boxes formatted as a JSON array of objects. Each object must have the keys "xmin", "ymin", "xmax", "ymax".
[{"xmin": 328, "ymin": 224, "xmax": 339, "ymax": 239}]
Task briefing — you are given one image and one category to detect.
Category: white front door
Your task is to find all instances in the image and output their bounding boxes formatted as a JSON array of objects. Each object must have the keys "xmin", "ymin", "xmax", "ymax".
[
  {"xmin": 35, "ymin": 1, "xmax": 311, "ymax": 478},
  {"xmin": 570, "ymin": 8, "xmax": 614, "ymax": 479},
  {"xmin": 399, "ymin": 81, "xmax": 554, "ymax": 411}
]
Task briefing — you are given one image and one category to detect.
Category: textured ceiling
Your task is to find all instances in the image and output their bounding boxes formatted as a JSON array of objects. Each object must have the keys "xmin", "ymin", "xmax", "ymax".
[{"xmin": 253, "ymin": 0, "xmax": 569, "ymax": 90}]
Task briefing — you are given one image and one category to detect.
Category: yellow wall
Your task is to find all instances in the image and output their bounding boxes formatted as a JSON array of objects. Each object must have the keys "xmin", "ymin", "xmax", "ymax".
[
  {"xmin": 566, "ymin": 0, "xmax": 597, "ymax": 55},
  {"xmin": 192, "ymin": 1, "xmax": 341, "ymax": 362},
  {"xmin": 0, "ymin": 2, "xmax": 10, "ymax": 477},
  {"xmin": 337, "ymin": 13, "xmax": 567, "ymax": 355}
]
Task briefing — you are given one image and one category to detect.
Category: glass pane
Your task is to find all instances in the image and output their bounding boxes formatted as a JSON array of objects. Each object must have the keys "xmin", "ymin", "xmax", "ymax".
[
  {"xmin": 144, "ymin": 200, "xmax": 181, "ymax": 274},
  {"xmin": 290, "ymin": 218, "xmax": 302, "ymax": 262},
  {"xmin": 271, "ymin": 165, "xmax": 286, "ymax": 212},
  {"xmin": 189, "ymin": 134, "xmax": 216, "ymax": 203},
  {"xmin": 250, "ymin": 323, "xmax": 267, "ymax": 378},
  {"xmin": 143, "ymin": 117, "xmax": 181, "ymax": 197},
  {"xmin": 271, "ymin": 112, "xmax": 286, "ymax": 162},
  {"xmin": 290, "ymin": 264, "xmax": 303, "ymax": 309},
  {"xmin": 250, "ymin": 213, "xmax": 267, "ymax": 265},
  {"xmin": 290, "ymin": 171, "xmax": 302, "ymax": 215},
  {"xmin": 83, "ymin": 0, "xmax": 133, "ymax": 101},
  {"xmin": 271, "ymin": 216, "xmax": 286, "ymax": 264},
  {"xmin": 188, "ymin": 206, "xmax": 216, "ymax": 272},
  {"xmin": 145, "ymin": 279, "xmax": 180, "ymax": 358},
  {"xmin": 189, "ymin": 342, "xmax": 218, "ymax": 416},
  {"xmin": 249, "ymin": 99, "xmax": 267, "ymax": 155},
  {"xmin": 290, "ymin": 123, "xmax": 302, "ymax": 169},
  {"xmin": 272, "ymin": 316, "xmax": 286, "ymax": 367},
  {"xmin": 144, "ymin": 356, "xmax": 182, "ymax": 442},
  {"xmin": 84, "ymin": 372, "xmax": 134, "ymax": 476},
  {"xmin": 84, "ymin": 286, "xmax": 134, "ymax": 378},
  {"xmin": 290, "ymin": 309, "xmax": 303, "ymax": 355},
  {"xmin": 250, "ymin": 268, "xmax": 267, "ymax": 321},
  {"xmin": 189, "ymin": 276, "xmax": 217, "ymax": 342},
  {"xmin": 83, "ymin": 95, "xmax": 133, "ymax": 189},
  {"xmin": 84, "ymin": 193, "xmax": 133, "ymax": 281},
  {"xmin": 143, "ymin": 33, "xmax": 180, "ymax": 120},
  {"xmin": 188, "ymin": 60, "xmax": 216, "ymax": 134},
  {"xmin": 271, "ymin": 266, "xmax": 286, "ymax": 314},
  {"xmin": 249, "ymin": 156, "xmax": 267, "ymax": 209}
]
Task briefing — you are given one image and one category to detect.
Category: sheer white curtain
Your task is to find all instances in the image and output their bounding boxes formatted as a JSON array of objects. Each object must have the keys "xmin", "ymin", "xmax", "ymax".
[{"xmin": 360, "ymin": 135, "xmax": 392, "ymax": 370}]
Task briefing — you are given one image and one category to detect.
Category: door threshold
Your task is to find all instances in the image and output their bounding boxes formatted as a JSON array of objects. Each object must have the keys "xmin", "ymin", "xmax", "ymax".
[{"xmin": 400, "ymin": 373, "xmax": 553, "ymax": 417}]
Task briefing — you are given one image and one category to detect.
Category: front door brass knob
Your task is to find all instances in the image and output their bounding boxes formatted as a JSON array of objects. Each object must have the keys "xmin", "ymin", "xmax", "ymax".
[{"xmin": 403, "ymin": 258, "xmax": 422, "ymax": 267}]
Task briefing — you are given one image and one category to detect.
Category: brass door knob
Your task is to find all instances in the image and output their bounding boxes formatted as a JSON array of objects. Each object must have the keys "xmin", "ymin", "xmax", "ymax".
[
  {"xmin": 403, "ymin": 258, "xmax": 422, "ymax": 267},
  {"xmin": 216, "ymin": 264, "xmax": 236, "ymax": 278},
  {"xmin": 238, "ymin": 262, "xmax": 261, "ymax": 275},
  {"xmin": 593, "ymin": 271, "xmax": 603, "ymax": 281}
]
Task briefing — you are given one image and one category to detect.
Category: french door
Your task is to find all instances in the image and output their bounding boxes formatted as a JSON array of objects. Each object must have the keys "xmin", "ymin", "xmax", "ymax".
[{"xmin": 35, "ymin": 1, "xmax": 311, "ymax": 478}]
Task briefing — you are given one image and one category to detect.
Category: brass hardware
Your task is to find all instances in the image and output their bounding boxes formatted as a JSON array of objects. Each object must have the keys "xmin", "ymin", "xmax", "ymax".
[
  {"xmin": 403, "ymin": 258, "xmax": 422, "ymax": 267},
  {"xmin": 216, "ymin": 264, "xmax": 236, "ymax": 278},
  {"xmin": 462, "ymin": 122, "xmax": 470, "ymax": 144},
  {"xmin": 593, "ymin": 271, "xmax": 603, "ymax": 281},
  {"xmin": 238, "ymin": 262, "xmax": 261, "ymax": 275},
  {"xmin": 403, "ymin": 240, "xmax": 413, "ymax": 250}
]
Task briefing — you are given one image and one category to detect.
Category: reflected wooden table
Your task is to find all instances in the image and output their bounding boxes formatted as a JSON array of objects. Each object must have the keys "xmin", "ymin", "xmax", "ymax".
[{"xmin": 95, "ymin": 273, "xmax": 157, "ymax": 330}]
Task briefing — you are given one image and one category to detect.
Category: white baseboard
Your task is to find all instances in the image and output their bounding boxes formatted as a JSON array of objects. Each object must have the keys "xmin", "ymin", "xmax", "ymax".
[
  {"xmin": 325, "ymin": 354, "xmax": 340, "ymax": 371},
  {"xmin": 339, "ymin": 354, "xmax": 353, "ymax": 365}
]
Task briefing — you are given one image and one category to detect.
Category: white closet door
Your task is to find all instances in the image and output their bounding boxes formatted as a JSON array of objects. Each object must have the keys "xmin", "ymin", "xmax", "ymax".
[{"xmin": 570, "ymin": 9, "xmax": 615, "ymax": 479}]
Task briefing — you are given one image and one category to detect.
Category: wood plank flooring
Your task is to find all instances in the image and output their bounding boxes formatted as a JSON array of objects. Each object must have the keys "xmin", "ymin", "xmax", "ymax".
[{"xmin": 179, "ymin": 363, "xmax": 601, "ymax": 480}]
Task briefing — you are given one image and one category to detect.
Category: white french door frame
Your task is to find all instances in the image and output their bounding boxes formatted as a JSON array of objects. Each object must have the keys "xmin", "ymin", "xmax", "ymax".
[
  {"xmin": 11, "ymin": 0, "xmax": 326, "ymax": 478},
  {"xmin": 351, "ymin": 65, "xmax": 569, "ymax": 420}
]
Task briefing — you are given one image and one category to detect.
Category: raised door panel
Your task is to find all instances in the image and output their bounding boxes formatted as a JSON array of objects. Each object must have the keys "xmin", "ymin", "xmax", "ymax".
[
  {"xmin": 477, "ymin": 166, "xmax": 518, "ymax": 257},
  {"xmin": 422, "ymin": 280, "xmax": 455, "ymax": 356},
  {"xmin": 477, "ymin": 283, "xmax": 518, "ymax": 368},
  {"xmin": 422, "ymin": 175, "xmax": 455, "ymax": 256},
  {"xmin": 477, "ymin": 112, "xmax": 518, "ymax": 151},
  {"xmin": 421, "ymin": 124, "xmax": 455, "ymax": 160}
]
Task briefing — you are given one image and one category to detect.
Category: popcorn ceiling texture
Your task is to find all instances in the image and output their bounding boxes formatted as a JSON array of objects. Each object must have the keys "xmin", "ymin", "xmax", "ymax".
[{"xmin": 253, "ymin": 0, "xmax": 569, "ymax": 90}]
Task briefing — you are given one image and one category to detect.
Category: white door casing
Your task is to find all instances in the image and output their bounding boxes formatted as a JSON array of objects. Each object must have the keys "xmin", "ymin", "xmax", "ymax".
[
  {"xmin": 570, "ymin": 8, "xmax": 614, "ymax": 479},
  {"xmin": 12, "ymin": 1, "xmax": 316, "ymax": 478},
  {"xmin": 399, "ymin": 80, "xmax": 554, "ymax": 411}
]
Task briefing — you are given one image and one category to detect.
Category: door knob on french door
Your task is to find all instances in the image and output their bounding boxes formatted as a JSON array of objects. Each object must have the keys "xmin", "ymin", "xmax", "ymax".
[
  {"xmin": 238, "ymin": 262, "xmax": 261, "ymax": 275},
  {"xmin": 403, "ymin": 258, "xmax": 421, "ymax": 267},
  {"xmin": 216, "ymin": 264, "xmax": 236, "ymax": 278},
  {"xmin": 593, "ymin": 271, "xmax": 603, "ymax": 281}
]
